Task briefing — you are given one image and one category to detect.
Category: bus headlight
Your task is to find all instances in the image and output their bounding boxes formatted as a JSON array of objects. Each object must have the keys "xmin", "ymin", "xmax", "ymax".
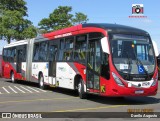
[
  {"xmin": 112, "ymin": 72, "xmax": 124, "ymax": 86},
  {"xmin": 151, "ymin": 73, "xmax": 158, "ymax": 86}
]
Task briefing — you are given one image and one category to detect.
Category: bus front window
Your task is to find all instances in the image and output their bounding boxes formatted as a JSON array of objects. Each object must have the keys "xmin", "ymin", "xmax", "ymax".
[{"xmin": 110, "ymin": 34, "xmax": 155, "ymax": 79}]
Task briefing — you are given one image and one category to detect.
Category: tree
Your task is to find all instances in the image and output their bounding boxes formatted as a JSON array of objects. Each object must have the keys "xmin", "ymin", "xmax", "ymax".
[
  {"xmin": 38, "ymin": 6, "xmax": 89, "ymax": 33},
  {"xmin": 38, "ymin": 6, "xmax": 73, "ymax": 33},
  {"xmin": 72, "ymin": 12, "xmax": 89, "ymax": 25},
  {"xmin": 0, "ymin": 0, "xmax": 37, "ymax": 43}
]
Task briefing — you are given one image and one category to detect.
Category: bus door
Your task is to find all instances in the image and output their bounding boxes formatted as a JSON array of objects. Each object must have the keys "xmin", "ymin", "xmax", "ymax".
[
  {"xmin": 86, "ymin": 39, "xmax": 101, "ymax": 93},
  {"xmin": 16, "ymin": 45, "xmax": 27, "ymax": 74},
  {"xmin": 48, "ymin": 42, "xmax": 58, "ymax": 85}
]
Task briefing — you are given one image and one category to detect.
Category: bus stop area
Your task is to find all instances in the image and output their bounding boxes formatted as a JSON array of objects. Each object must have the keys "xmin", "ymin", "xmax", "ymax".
[{"xmin": 0, "ymin": 77, "xmax": 160, "ymax": 119}]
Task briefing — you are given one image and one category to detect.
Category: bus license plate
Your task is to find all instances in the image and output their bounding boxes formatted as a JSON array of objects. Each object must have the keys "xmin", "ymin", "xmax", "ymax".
[{"xmin": 135, "ymin": 90, "xmax": 144, "ymax": 94}]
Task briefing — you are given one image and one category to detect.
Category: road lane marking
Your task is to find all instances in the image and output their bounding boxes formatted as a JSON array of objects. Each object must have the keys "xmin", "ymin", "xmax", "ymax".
[
  {"xmin": 26, "ymin": 86, "xmax": 40, "ymax": 93},
  {"xmin": 2, "ymin": 87, "xmax": 10, "ymax": 93},
  {"xmin": 9, "ymin": 86, "xmax": 17, "ymax": 93},
  {"xmin": 14, "ymin": 86, "xmax": 25, "ymax": 93},
  {"xmin": 0, "ymin": 86, "xmax": 48, "ymax": 94},
  {"xmin": 52, "ymin": 105, "xmax": 128, "ymax": 112},
  {"xmin": 0, "ymin": 92, "xmax": 2, "ymax": 94},
  {"xmin": 0, "ymin": 97, "xmax": 78, "ymax": 104},
  {"xmin": 35, "ymin": 88, "xmax": 47, "ymax": 92},
  {"xmin": 20, "ymin": 86, "xmax": 33, "ymax": 93}
]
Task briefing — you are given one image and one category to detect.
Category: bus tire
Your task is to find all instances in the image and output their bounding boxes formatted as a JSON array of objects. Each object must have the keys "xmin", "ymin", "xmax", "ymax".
[
  {"xmin": 39, "ymin": 74, "xmax": 47, "ymax": 90},
  {"xmin": 11, "ymin": 72, "xmax": 16, "ymax": 83},
  {"xmin": 78, "ymin": 79, "xmax": 87, "ymax": 99}
]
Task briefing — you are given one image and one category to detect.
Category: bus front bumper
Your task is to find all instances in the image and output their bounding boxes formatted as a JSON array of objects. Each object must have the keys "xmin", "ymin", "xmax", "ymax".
[{"xmin": 103, "ymin": 84, "xmax": 158, "ymax": 97}]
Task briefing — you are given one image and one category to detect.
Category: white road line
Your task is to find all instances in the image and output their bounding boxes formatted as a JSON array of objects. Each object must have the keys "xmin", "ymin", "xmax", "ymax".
[
  {"xmin": 14, "ymin": 86, "xmax": 25, "ymax": 93},
  {"xmin": 26, "ymin": 86, "xmax": 40, "ymax": 93},
  {"xmin": 0, "ymin": 92, "xmax": 2, "ymax": 94},
  {"xmin": 2, "ymin": 87, "xmax": 10, "ymax": 93},
  {"xmin": 9, "ymin": 86, "xmax": 17, "ymax": 93},
  {"xmin": 35, "ymin": 88, "xmax": 47, "ymax": 92},
  {"xmin": 20, "ymin": 86, "xmax": 33, "ymax": 93}
]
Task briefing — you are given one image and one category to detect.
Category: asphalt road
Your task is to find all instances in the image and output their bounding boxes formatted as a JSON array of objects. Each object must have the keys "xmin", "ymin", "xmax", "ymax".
[{"xmin": 0, "ymin": 78, "xmax": 160, "ymax": 120}]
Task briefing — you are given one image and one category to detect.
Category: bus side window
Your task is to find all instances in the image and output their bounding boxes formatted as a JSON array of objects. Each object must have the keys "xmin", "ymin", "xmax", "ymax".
[
  {"xmin": 11, "ymin": 48, "xmax": 16, "ymax": 62},
  {"xmin": 33, "ymin": 43, "xmax": 39, "ymax": 61},
  {"xmin": 3, "ymin": 49, "xmax": 8, "ymax": 62},
  {"xmin": 59, "ymin": 39, "xmax": 65, "ymax": 61},
  {"xmin": 48, "ymin": 45, "xmax": 57, "ymax": 61},
  {"xmin": 18, "ymin": 49, "xmax": 23, "ymax": 62},
  {"xmin": 7, "ymin": 49, "xmax": 11, "ymax": 62},
  {"xmin": 101, "ymin": 53, "xmax": 110, "ymax": 80},
  {"xmin": 59, "ymin": 37, "xmax": 74, "ymax": 61},
  {"xmin": 74, "ymin": 35, "xmax": 87, "ymax": 63},
  {"xmin": 39, "ymin": 42, "xmax": 48, "ymax": 61},
  {"xmin": 63, "ymin": 37, "xmax": 74, "ymax": 61},
  {"xmin": 22, "ymin": 45, "xmax": 27, "ymax": 62}
]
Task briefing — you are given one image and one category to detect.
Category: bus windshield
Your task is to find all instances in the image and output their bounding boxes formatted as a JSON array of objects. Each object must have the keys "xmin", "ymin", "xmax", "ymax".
[{"xmin": 110, "ymin": 34, "xmax": 155, "ymax": 75}]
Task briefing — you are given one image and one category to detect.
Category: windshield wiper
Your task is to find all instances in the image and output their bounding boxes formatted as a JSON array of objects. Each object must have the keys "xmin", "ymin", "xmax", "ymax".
[{"xmin": 132, "ymin": 48, "xmax": 150, "ymax": 79}]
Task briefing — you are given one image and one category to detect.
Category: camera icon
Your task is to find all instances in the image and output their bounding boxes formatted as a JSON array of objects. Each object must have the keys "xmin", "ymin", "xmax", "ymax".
[{"xmin": 132, "ymin": 4, "xmax": 144, "ymax": 14}]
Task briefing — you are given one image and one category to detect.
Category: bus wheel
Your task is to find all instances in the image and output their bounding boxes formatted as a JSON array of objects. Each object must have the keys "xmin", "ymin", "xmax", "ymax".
[
  {"xmin": 39, "ymin": 74, "xmax": 47, "ymax": 90},
  {"xmin": 11, "ymin": 72, "xmax": 16, "ymax": 83},
  {"xmin": 78, "ymin": 79, "xmax": 87, "ymax": 99}
]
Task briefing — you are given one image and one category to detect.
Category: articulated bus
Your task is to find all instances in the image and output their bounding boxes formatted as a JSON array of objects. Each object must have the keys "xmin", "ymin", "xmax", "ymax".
[{"xmin": 2, "ymin": 23, "xmax": 158, "ymax": 98}]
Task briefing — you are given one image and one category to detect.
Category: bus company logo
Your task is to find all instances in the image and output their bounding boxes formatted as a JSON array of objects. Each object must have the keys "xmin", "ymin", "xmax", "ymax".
[
  {"xmin": 58, "ymin": 67, "xmax": 66, "ymax": 72},
  {"xmin": 33, "ymin": 64, "xmax": 38, "ymax": 69},
  {"xmin": 54, "ymin": 33, "xmax": 72, "ymax": 39},
  {"xmin": 129, "ymin": 4, "xmax": 147, "ymax": 18}
]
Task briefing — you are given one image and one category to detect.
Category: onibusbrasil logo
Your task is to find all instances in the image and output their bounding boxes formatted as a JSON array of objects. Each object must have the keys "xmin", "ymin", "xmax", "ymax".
[{"xmin": 129, "ymin": 4, "xmax": 147, "ymax": 18}]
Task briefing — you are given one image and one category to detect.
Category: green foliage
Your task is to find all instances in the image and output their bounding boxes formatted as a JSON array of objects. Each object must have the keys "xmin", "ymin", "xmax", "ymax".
[
  {"xmin": 0, "ymin": 0, "xmax": 27, "ymax": 16},
  {"xmin": 38, "ymin": 6, "xmax": 73, "ymax": 33},
  {"xmin": 72, "ymin": 12, "xmax": 89, "ymax": 25},
  {"xmin": 0, "ymin": 0, "xmax": 37, "ymax": 43},
  {"xmin": 38, "ymin": 6, "xmax": 89, "ymax": 33}
]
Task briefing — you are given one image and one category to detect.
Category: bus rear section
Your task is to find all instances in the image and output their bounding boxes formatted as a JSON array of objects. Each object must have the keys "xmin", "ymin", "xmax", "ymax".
[{"xmin": 2, "ymin": 40, "xmax": 30, "ymax": 82}]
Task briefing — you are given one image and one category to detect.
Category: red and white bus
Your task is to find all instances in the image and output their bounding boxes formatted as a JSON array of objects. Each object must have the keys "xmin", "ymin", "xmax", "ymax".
[{"xmin": 2, "ymin": 23, "xmax": 158, "ymax": 98}]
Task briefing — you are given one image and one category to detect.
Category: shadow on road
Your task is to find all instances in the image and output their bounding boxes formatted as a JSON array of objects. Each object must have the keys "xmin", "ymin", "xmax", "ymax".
[
  {"xmin": 3, "ymin": 78, "xmax": 160, "ymax": 105},
  {"xmin": 86, "ymin": 95, "xmax": 160, "ymax": 105}
]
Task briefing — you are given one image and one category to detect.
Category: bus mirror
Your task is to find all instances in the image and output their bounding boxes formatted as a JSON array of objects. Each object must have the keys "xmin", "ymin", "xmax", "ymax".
[
  {"xmin": 101, "ymin": 37, "xmax": 110, "ymax": 54},
  {"xmin": 152, "ymin": 40, "xmax": 159, "ymax": 57}
]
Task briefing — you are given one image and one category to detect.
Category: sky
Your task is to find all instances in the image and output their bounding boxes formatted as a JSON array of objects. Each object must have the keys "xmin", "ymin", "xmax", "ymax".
[{"xmin": 0, "ymin": 0, "xmax": 160, "ymax": 54}]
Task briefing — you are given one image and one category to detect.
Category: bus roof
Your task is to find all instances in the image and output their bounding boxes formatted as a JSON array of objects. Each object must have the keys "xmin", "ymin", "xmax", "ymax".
[
  {"xmin": 42, "ymin": 23, "xmax": 149, "ymax": 39},
  {"xmin": 3, "ymin": 39, "xmax": 30, "ymax": 48},
  {"xmin": 82, "ymin": 23, "xmax": 148, "ymax": 35},
  {"xmin": 3, "ymin": 24, "xmax": 150, "ymax": 47}
]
